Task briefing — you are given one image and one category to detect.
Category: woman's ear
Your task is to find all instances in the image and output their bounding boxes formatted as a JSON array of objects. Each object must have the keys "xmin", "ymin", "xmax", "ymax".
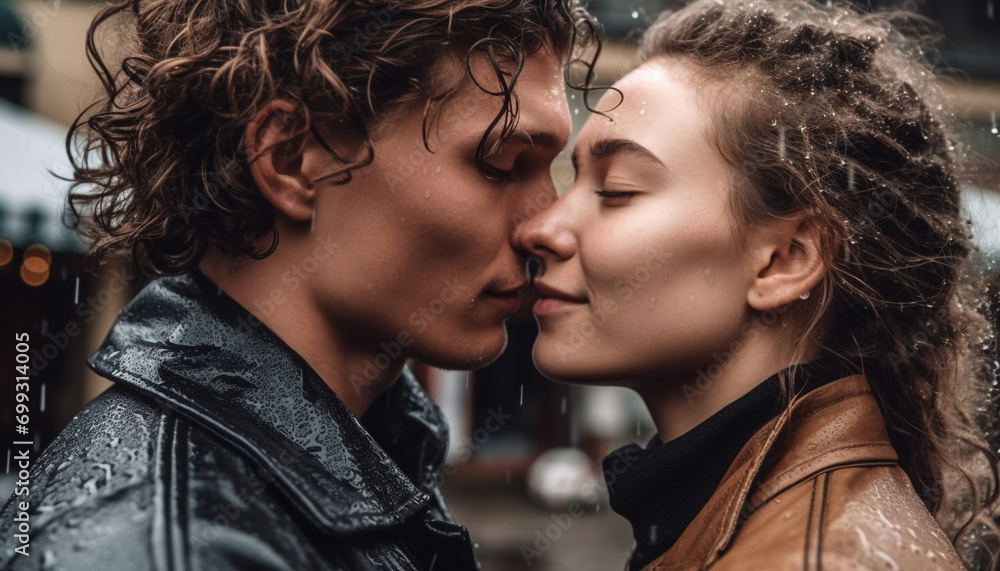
[
  {"xmin": 747, "ymin": 215, "xmax": 828, "ymax": 311},
  {"xmin": 245, "ymin": 99, "xmax": 331, "ymax": 223}
]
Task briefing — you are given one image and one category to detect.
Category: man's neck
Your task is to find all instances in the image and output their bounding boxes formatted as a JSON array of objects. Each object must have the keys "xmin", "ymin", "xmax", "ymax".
[{"xmin": 198, "ymin": 250, "xmax": 403, "ymax": 418}]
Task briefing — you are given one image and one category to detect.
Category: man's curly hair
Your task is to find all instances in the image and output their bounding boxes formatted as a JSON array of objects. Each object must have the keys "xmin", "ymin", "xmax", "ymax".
[{"xmin": 67, "ymin": 0, "xmax": 600, "ymax": 276}]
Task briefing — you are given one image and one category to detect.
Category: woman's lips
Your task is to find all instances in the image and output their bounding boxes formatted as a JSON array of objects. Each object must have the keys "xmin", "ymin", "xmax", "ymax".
[
  {"xmin": 533, "ymin": 296, "xmax": 586, "ymax": 316},
  {"xmin": 531, "ymin": 280, "xmax": 587, "ymax": 317}
]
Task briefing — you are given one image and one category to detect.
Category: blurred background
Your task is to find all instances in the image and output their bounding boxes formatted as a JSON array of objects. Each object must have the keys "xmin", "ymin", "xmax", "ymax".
[{"xmin": 0, "ymin": 1, "xmax": 998, "ymax": 570}]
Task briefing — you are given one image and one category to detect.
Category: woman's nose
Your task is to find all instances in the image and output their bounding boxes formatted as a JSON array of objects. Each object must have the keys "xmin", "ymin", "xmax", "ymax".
[{"xmin": 512, "ymin": 193, "xmax": 577, "ymax": 262}]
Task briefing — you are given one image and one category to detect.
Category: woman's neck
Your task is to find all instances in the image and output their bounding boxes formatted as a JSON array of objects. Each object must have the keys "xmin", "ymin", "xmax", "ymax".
[{"xmin": 636, "ymin": 332, "xmax": 816, "ymax": 442}]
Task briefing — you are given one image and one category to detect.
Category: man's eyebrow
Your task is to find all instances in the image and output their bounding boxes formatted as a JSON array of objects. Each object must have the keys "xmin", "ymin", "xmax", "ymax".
[
  {"xmin": 588, "ymin": 138, "xmax": 665, "ymax": 167},
  {"xmin": 483, "ymin": 129, "xmax": 567, "ymax": 156}
]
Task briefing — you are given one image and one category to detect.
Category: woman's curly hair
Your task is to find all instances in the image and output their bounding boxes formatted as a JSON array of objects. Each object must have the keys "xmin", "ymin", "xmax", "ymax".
[
  {"xmin": 67, "ymin": 0, "xmax": 600, "ymax": 276},
  {"xmin": 642, "ymin": 0, "xmax": 998, "ymax": 567}
]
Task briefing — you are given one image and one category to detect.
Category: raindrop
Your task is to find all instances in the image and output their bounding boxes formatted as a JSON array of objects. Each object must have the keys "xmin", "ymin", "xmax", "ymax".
[
  {"xmin": 777, "ymin": 126, "xmax": 786, "ymax": 159},
  {"xmin": 989, "ymin": 0, "xmax": 995, "ymax": 20},
  {"xmin": 991, "ymin": 111, "xmax": 998, "ymax": 135},
  {"xmin": 631, "ymin": 10, "xmax": 639, "ymax": 18},
  {"xmin": 40, "ymin": 383, "xmax": 46, "ymax": 413},
  {"xmin": 847, "ymin": 163, "xmax": 856, "ymax": 190},
  {"xmin": 519, "ymin": 383, "xmax": 524, "ymax": 406},
  {"xmin": 74, "ymin": 276, "xmax": 80, "ymax": 305},
  {"xmin": 649, "ymin": 524, "xmax": 658, "ymax": 543},
  {"xmin": 561, "ymin": 397, "xmax": 567, "ymax": 414},
  {"xmin": 574, "ymin": 108, "xmax": 580, "ymax": 115}
]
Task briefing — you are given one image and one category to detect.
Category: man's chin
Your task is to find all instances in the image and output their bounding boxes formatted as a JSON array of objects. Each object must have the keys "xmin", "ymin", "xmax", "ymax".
[{"xmin": 419, "ymin": 328, "xmax": 509, "ymax": 372}]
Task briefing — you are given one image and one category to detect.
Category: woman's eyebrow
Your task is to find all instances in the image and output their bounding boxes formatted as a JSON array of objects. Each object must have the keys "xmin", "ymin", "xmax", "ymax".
[
  {"xmin": 590, "ymin": 138, "xmax": 665, "ymax": 166},
  {"xmin": 571, "ymin": 137, "xmax": 666, "ymax": 171}
]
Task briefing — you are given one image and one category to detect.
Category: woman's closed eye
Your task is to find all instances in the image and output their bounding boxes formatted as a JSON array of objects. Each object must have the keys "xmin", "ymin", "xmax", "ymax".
[{"xmin": 595, "ymin": 189, "xmax": 639, "ymax": 205}]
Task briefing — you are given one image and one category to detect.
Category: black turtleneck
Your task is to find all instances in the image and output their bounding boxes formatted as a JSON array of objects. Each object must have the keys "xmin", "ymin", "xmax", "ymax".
[{"xmin": 602, "ymin": 359, "xmax": 856, "ymax": 571}]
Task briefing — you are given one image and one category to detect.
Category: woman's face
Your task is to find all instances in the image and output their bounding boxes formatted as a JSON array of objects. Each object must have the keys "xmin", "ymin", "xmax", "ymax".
[{"xmin": 515, "ymin": 58, "xmax": 759, "ymax": 387}]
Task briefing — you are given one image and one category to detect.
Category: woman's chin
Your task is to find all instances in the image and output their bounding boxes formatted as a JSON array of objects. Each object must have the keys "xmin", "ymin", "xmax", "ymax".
[{"xmin": 531, "ymin": 341, "xmax": 604, "ymax": 385}]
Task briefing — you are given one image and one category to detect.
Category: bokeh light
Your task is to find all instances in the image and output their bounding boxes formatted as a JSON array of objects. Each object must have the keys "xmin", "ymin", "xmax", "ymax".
[
  {"xmin": 21, "ymin": 244, "xmax": 52, "ymax": 286},
  {"xmin": 0, "ymin": 239, "xmax": 12, "ymax": 266},
  {"xmin": 24, "ymin": 243, "xmax": 52, "ymax": 265}
]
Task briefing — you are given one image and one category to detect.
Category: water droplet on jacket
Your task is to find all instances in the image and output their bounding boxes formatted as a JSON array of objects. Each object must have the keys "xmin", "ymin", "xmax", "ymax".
[{"xmin": 41, "ymin": 550, "xmax": 56, "ymax": 570}]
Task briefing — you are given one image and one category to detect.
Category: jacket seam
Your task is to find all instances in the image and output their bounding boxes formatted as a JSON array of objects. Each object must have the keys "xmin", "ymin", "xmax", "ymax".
[
  {"xmin": 789, "ymin": 391, "xmax": 869, "ymax": 429},
  {"xmin": 817, "ymin": 471, "xmax": 829, "ymax": 571},
  {"xmin": 749, "ymin": 450, "xmax": 898, "ymax": 512},
  {"xmin": 152, "ymin": 414, "xmax": 192, "ymax": 571},
  {"xmin": 804, "ymin": 478, "xmax": 816, "ymax": 571}
]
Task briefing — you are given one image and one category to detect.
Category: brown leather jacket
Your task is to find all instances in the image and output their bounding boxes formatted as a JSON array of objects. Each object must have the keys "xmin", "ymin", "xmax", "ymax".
[{"xmin": 643, "ymin": 374, "xmax": 964, "ymax": 571}]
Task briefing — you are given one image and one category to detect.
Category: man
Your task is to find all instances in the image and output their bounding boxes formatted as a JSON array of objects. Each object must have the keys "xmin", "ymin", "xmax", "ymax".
[{"xmin": 0, "ymin": 1, "xmax": 598, "ymax": 568}]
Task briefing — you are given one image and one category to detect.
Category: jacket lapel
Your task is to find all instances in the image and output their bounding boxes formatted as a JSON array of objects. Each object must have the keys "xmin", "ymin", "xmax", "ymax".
[{"xmin": 88, "ymin": 272, "xmax": 439, "ymax": 536}]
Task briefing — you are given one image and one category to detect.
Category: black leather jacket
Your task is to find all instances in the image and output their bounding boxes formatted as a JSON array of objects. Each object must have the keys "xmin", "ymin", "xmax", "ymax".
[{"xmin": 0, "ymin": 271, "xmax": 479, "ymax": 570}]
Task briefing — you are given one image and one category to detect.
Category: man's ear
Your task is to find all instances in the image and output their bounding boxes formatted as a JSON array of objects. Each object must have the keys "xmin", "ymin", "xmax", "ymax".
[
  {"xmin": 245, "ymin": 99, "xmax": 334, "ymax": 223},
  {"xmin": 747, "ymin": 214, "xmax": 828, "ymax": 311}
]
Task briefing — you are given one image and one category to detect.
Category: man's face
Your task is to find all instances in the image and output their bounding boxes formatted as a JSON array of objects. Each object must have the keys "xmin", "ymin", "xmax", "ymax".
[{"xmin": 307, "ymin": 46, "xmax": 571, "ymax": 370}]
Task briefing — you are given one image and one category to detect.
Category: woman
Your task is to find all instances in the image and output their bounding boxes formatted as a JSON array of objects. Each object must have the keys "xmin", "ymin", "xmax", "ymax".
[
  {"xmin": 515, "ymin": 0, "xmax": 999, "ymax": 569},
  {"xmin": 0, "ymin": 1, "xmax": 598, "ymax": 569}
]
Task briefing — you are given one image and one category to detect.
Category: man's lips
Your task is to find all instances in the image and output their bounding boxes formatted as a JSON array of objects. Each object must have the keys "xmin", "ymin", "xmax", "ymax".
[{"xmin": 484, "ymin": 280, "xmax": 528, "ymax": 313}]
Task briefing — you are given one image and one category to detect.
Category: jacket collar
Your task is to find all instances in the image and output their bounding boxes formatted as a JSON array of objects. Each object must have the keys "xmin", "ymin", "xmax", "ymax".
[
  {"xmin": 648, "ymin": 374, "xmax": 899, "ymax": 570},
  {"xmin": 88, "ymin": 271, "xmax": 446, "ymax": 535}
]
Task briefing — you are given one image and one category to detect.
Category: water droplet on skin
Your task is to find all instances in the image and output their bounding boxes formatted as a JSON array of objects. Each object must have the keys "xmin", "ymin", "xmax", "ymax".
[
  {"xmin": 435, "ymin": 166, "xmax": 441, "ymax": 174},
  {"xmin": 424, "ymin": 191, "xmax": 430, "ymax": 199},
  {"xmin": 704, "ymin": 269, "xmax": 715, "ymax": 287}
]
